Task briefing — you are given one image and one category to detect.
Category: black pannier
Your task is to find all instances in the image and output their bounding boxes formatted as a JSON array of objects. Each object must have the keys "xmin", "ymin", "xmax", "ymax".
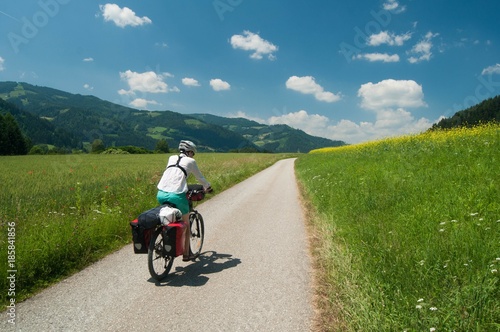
[
  {"xmin": 162, "ymin": 226, "xmax": 177, "ymax": 256},
  {"xmin": 130, "ymin": 219, "xmax": 152, "ymax": 254}
]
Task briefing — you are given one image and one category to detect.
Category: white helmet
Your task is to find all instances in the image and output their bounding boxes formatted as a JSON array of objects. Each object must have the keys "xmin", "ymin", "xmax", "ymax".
[{"xmin": 178, "ymin": 140, "xmax": 197, "ymax": 154}]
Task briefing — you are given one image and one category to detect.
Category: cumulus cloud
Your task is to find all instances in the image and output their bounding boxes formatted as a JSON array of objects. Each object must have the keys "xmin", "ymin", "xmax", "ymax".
[
  {"xmin": 353, "ymin": 53, "xmax": 400, "ymax": 63},
  {"xmin": 268, "ymin": 110, "xmax": 330, "ymax": 134},
  {"xmin": 83, "ymin": 57, "xmax": 94, "ymax": 62},
  {"xmin": 286, "ymin": 76, "xmax": 341, "ymax": 103},
  {"xmin": 118, "ymin": 70, "xmax": 170, "ymax": 95},
  {"xmin": 0, "ymin": 57, "xmax": 4, "ymax": 71},
  {"xmin": 83, "ymin": 83, "xmax": 93, "ymax": 91},
  {"xmin": 182, "ymin": 77, "xmax": 200, "ymax": 87},
  {"xmin": 230, "ymin": 31, "xmax": 278, "ymax": 60},
  {"xmin": 367, "ymin": 31, "xmax": 412, "ymax": 46},
  {"xmin": 249, "ymin": 108, "xmax": 434, "ymax": 144},
  {"xmin": 99, "ymin": 4, "xmax": 152, "ymax": 28},
  {"xmin": 358, "ymin": 79, "xmax": 427, "ymax": 110},
  {"xmin": 408, "ymin": 32, "xmax": 439, "ymax": 63},
  {"xmin": 210, "ymin": 78, "xmax": 231, "ymax": 91},
  {"xmin": 383, "ymin": 0, "xmax": 406, "ymax": 13},
  {"xmin": 129, "ymin": 98, "xmax": 160, "ymax": 109},
  {"xmin": 481, "ymin": 63, "xmax": 500, "ymax": 75}
]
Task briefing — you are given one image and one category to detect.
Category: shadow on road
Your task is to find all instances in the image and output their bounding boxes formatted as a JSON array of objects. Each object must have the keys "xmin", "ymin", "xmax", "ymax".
[{"xmin": 149, "ymin": 251, "xmax": 241, "ymax": 287}]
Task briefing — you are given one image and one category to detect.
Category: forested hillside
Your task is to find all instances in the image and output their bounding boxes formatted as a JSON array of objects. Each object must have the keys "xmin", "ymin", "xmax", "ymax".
[
  {"xmin": 0, "ymin": 81, "xmax": 345, "ymax": 153},
  {"xmin": 431, "ymin": 95, "xmax": 500, "ymax": 129}
]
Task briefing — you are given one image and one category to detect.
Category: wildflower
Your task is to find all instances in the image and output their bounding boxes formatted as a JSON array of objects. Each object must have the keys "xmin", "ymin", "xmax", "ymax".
[
  {"xmin": 439, "ymin": 229, "xmax": 445, "ymax": 232},
  {"xmin": 430, "ymin": 328, "xmax": 436, "ymax": 332},
  {"xmin": 496, "ymin": 258, "xmax": 500, "ymax": 261},
  {"xmin": 430, "ymin": 307, "xmax": 438, "ymax": 311},
  {"xmin": 416, "ymin": 305, "xmax": 423, "ymax": 309},
  {"xmin": 419, "ymin": 260, "xmax": 425, "ymax": 266},
  {"xmin": 491, "ymin": 269, "xmax": 498, "ymax": 274},
  {"xmin": 451, "ymin": 219, "xmax": 458, "ymax": 223},
  {"xmin": 417, "ymin": 298, "xmax": 424, "ymax": 302},
  {"xmin": 470, "ymin": 212, "xmax": 479, "ymax": 216},
  {"xmin": 439, "ymin": 222, "xmax": 446, "ymax": 225}
]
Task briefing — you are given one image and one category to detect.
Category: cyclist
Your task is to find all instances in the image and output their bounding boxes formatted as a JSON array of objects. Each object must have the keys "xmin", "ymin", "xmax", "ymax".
[{"xmin": 156, "ymin": 140, "xmax": 212, "ymax": 261}]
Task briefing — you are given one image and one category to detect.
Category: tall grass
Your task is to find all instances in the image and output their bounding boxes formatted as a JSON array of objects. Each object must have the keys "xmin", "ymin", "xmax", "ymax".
[
  {"xmin": 296, "ymin": 124, "xmax": 499, "ymax": 331},
  {"xmin": 0, "ymin": 153, "xmax": 290, "ymax": 305}
]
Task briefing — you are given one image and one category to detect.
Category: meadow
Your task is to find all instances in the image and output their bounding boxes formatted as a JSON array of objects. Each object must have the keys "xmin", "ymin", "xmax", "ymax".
[
  {"xmin": 0, "ymin": 153, "xmax": 290, "ymax": 305},
  {"xmin": 295, "ymin": 124, "xmax": 499, "ymax": 331}
]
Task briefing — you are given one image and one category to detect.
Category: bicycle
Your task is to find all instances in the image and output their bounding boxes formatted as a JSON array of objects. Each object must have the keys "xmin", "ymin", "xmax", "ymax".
[{"xmin": 148, "ymin": 184, "xmax": 207, "ymax": 281}]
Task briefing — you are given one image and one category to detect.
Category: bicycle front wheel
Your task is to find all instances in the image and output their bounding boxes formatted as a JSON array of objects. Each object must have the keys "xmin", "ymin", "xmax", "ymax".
[
  {"xmin": 189, "ymin": 212, "xmax": 204, "ymax": 257},
  {"xmin": 148, "ymin": 228, "xmax": 174, "ymax": 281}
]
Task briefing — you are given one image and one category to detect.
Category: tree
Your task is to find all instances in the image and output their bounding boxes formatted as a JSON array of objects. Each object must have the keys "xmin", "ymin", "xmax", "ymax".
[
  {"xmin": 0, "ymin": 113, "xmax": 29, "ymax": 155},
  {"xmin": 91, "ymin": 139, "xmax": 105, "ymax": 153},
  {"xmin": 155, "ymin": 139, "xmax": 170, "ymax": 153}
]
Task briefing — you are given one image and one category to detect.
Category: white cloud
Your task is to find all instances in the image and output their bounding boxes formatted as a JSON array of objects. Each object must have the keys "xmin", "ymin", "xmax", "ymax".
[
  {"xmin": 358, "ymin": 79, "xmax": 427, "ymax": 110},
  {"xmin": 408, "ymin": 32, "xmax": 439, "ymax": 63},
  {"xmin": 286, "ymin": 76, "xmax": 341, "ymax": 103},
  {"xmin": 481, "ymin": 63, "xmax": 500, "ymax": 75},
  {"xmin": 83, "ymin": 83, "xmax": 93, "ymax": 91},
  {"xmin": 230, "ymin": 31, "xmax": 278, "ymax": 60},
  {"xmin": 353, "ymin": 53, "xmax": 400, "ymax": 63},
  {"xmin": 210, "ymin": 79, "xmax": 231, "ymax": 91},
  {"xmin": 83, "ymin": 57, "xmax": 94, "ymax": 62},
  {"xmin": 268, "ymin": 110, "xmax": 330, "ymax": 134},
  {"xmin": 0, "ymin": 57, "xmax": 4, "ymax": 71},
  {"xmin": 367, "ymin": 31, "xmax": 411, "ymax": 46},
  {"xmin": 182, "ymin": 77, "xmax": 200, "ymax": 87},
  {"xmin": 119, "ymin": 70, "xmax": 169, "ymax": 95},
  {"xmin": 383, "ymin": 0, "xmax": 406, "ymax": 13},
  {"xmin": 99, "ymin": 4, "xmax": 152, "ymax": 28},
  {"xmin": 251, "ymin": 109, "xmax": 434, "ymax": 144},
  {"xmin": 130, "ymin": 98, "xmax": 160, "ymax": 109}
]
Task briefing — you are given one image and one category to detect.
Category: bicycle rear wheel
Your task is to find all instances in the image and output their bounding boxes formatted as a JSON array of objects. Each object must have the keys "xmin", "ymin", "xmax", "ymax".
[
  {"xmin": 148, "ymin": 228, "xmax": 174, "ymax": 281},
  {"xmin": 189, "ymin": 212, "xmax": 204, "ymax": 257}
]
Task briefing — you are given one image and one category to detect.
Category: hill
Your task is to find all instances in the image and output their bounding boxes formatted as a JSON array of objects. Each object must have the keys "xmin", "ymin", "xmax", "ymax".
[
  {"xmin": 0, "ymin": 81, "xmax": 345, "ymax": 152},
  {"xmin": 191, "ymin": 113, "xmax": 345, "ymax": 152},
  {"xmin": 431, "ymin": 95, "xmax": 500, "ymax": 129},
  {"xmin": 0, "ymin": 82, "xmax": 255, "ymax": 152}
]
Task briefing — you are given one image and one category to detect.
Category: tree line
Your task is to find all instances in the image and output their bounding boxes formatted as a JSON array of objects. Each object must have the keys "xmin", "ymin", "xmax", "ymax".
[{"xmin": 0, "ymin": 113, "xmax": 29, "ymax": 155}]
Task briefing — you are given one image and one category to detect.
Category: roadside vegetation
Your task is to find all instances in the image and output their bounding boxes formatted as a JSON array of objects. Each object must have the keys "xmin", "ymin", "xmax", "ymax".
[
  {"xmin": 0, "ymin": 153, "xmax": 293, "ymax": 306},
  {"xmin": 295, "ymin": 123, "xmax": 499, "ymax": 331}
]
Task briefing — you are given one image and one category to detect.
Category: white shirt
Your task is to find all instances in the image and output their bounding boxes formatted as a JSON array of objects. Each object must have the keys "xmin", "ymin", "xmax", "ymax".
[{"xmin": 157, "ymin": 153, "xmax": 211, "ymax": 194}]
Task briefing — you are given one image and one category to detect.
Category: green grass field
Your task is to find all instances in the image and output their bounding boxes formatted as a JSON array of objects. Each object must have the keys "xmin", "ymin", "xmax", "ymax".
[
  {"xmin": 295, "ymin": 124, "xmax": 499, "ymax": 331},
  {"xmin": 0, "ymin": 153, "xmax": 290, "ymax": 305}
]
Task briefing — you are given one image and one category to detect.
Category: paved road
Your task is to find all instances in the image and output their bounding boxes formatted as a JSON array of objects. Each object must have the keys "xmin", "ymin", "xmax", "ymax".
[{"xmin": 3, "ymin": 158, "xmax": 313, "ymax": 331}]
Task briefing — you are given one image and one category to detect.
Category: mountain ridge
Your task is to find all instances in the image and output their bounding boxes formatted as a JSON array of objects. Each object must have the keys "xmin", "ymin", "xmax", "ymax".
[{"xmin": 0, "ymin": 81, "xmax": 346, "ymax": 152}]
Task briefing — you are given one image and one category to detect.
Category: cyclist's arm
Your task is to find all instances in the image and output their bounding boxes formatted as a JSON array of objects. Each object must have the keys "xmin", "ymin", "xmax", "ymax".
[{"xmin": 185, "ymin": 159, "xmax": 211, "ymax": 190}]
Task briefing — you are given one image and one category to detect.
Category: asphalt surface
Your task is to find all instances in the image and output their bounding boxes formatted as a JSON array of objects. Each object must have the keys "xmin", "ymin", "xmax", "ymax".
[{"xmin": 3, "ymin": 158, "xmax": 313, "ymax": 331}]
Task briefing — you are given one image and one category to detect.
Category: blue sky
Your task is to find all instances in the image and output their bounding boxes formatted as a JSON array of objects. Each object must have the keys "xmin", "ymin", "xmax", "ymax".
[{"xmin": 1, "ymin": 0, "xmax": 499, "ymax": 143}]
